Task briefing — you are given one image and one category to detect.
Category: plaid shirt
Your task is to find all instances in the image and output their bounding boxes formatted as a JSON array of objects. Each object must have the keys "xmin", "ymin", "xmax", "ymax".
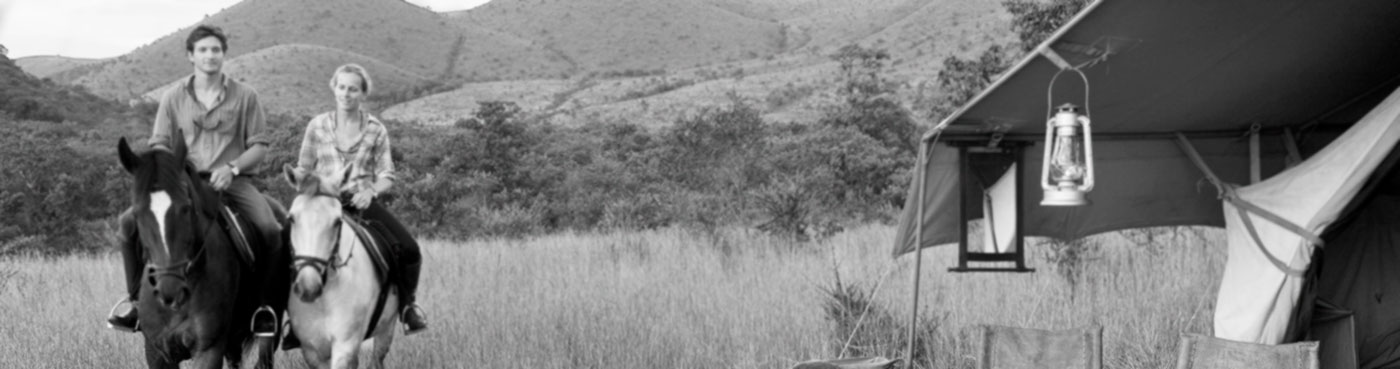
[{"xmin": 296, "ymin": 111, "xmax": 396, "ymax": 194}]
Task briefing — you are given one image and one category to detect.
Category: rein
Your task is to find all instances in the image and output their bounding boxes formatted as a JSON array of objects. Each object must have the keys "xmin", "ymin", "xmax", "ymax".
[{"xmin": 147, "ymin": 244, "xmax": 207, "ymax": 283}]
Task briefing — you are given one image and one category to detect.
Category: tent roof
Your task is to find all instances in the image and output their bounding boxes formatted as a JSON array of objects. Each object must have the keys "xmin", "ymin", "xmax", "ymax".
[
  {"xmin": 932, "ymin": 0, "xmax": 1400, "ymax": 141},
  {"xmin": 894, "ymin": 0, "xmax": 1400, "ymax": 255}
]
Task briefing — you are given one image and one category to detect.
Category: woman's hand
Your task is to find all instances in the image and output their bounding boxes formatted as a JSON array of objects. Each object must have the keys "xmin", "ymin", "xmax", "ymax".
[{"xmin": 351, "ymin": 188, "xmax": 376, "ymax": 209}]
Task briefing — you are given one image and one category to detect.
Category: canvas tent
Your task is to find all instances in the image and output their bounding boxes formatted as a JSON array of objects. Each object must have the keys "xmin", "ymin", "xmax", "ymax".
[{"xmin": 892, "ymin": 0, "xmax": 1400, "ymax": 368}]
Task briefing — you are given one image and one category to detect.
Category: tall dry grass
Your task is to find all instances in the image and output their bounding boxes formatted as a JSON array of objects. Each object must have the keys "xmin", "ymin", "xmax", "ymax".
[{"xmin": 0, "ymin": 224, "xmax": 1225, "ymax": 368}]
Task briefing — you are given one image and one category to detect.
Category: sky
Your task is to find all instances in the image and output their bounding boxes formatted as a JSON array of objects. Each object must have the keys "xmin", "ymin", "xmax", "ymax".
[{"xmin": 0, "ymin": 0, "xmax": 491, "ymax": 59}]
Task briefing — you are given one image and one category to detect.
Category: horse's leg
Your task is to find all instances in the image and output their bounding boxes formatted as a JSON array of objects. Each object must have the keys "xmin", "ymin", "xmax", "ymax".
[
  {"xmin": 237, "ymin": 336, "xmax": 278, "ymax": 369},
  {"xmin": 144, "ymin": 345, "xmax": 178, "ymax": 369},
  {"xmin": 364, "ymin": 294, "xmax": 398, "ymax": 369},
  {"xmin": 365, "ymin": 329, "xmax": 396, "ymax": 369},
  {"xmin": 329, "ymin": 341, "xmax": 362, "ymax": 369},
  {"xmin": 301, "ymin": 345, "xmax": 332, "ymax": 369},
  {"xmin": 188, "ymin": 347, "xmax": 224, "ymax": 369}
]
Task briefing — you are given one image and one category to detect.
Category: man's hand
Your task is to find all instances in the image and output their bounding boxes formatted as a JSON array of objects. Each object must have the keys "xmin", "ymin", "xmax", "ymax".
[
  {"xmin": 351, "ymin": 189, "xmax": 375, "ymax": 210},
  {"xmin": 211, "ymin": 165, "xmax": 234, "ymax": 190}
]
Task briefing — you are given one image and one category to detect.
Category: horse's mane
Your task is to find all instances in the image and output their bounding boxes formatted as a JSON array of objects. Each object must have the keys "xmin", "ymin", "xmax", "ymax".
[{"xmin": 131, "ymin": 149, "xmax": 219, "ymax": 219}]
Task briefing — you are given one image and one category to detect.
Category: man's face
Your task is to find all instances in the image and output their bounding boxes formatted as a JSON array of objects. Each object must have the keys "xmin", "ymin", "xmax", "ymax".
[{"xmin": 187, "ymin": 36, "xmax": 224, "ymax": 74}]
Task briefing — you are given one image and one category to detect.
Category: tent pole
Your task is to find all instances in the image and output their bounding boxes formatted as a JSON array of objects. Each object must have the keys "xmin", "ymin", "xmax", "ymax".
[
  {"xmin": 1250, "ymin": 127, "xmax": 1261, "ymax": 183},
  {"xmin": 905, "ymin": 140, "xmax": 930, "ymax": 369}
]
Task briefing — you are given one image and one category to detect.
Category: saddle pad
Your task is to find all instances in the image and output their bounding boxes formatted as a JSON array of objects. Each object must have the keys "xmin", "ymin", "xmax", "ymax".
[
  {"xmin": 219, "ymin": 205, "xmax": 257, "ymax": 266},
  {"xmin": 343, "ymin": 217, "xmax": 392, "ymax": 279}
]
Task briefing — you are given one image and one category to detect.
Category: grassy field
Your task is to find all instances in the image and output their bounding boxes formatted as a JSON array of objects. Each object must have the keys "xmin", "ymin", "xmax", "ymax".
[{"xmin": 0, "ymin": 224, "xmax": 1224, "ymax": 368}]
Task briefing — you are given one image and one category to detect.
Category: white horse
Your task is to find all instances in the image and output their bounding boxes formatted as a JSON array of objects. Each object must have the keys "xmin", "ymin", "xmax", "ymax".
[{"xmin": 283, "ymin": 166, "xmax": 399, "ymax": 369}]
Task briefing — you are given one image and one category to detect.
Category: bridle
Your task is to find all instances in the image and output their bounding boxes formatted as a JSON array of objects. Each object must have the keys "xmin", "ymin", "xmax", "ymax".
[
  {"xmin": 145, "ymin": 175, "xmax": 217, "ymax": 285},
  {"xmin": 290, "ymin": 193, "xmax": 356, "ymax": 282}
]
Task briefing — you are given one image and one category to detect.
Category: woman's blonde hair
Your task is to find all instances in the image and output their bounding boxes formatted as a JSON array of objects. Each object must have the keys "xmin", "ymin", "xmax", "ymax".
[{"xmin": 328, "ymin": 63, "xmax": 373, "ymax": 96}]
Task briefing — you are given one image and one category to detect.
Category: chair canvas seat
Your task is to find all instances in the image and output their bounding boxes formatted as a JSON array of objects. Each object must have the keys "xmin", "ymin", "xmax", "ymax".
[
  {"xmin": 1175, "ymin": 333, "xmax": 1318, "ymax": 369},
  {"xmin": 978, "ymin": 325, "xmax": 1103, "ymax": 369}
]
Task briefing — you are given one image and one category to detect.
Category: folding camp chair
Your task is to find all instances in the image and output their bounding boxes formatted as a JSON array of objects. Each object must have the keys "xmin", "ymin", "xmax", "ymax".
[
  {"xmin": 976, "ymin": 324, "xmax": 1102, "ymax": 369},
  {"xmin": 1174, "ymin": 333, "xmax": 1318, "ymax": 369}
]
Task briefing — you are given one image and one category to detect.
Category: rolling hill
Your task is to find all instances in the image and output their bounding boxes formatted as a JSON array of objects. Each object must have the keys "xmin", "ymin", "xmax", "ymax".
[
  {"xmin": 381, "ymin": 79, "xmax": 575, "ymax": 125},
  {"xmin": 36, "ymin": 0, "xmax": 1019, "ymax": 129},
  {"xmin": 449, "ymin": 0, "xmax": 786, "ymax": 73},
  {"xmin": 61, "ymin": 0, "xmax": 565, "ymax": 100},
  {"xmin": 12, "ymin": 56, "xmax": 105, "ymax": 79},
  {"xmin": 142, "ymin": 44, "xmax": 430, "ymax": 117},
  {"xmin": 386, "ymin": 0, "xmax": 1014, "ymax": 129}
]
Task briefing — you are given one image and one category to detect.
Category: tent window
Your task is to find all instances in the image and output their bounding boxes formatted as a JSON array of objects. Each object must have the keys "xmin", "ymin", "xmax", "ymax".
[{"xmin": 950, "ymin": 142, "xmax": 1034, "ymax": 273}]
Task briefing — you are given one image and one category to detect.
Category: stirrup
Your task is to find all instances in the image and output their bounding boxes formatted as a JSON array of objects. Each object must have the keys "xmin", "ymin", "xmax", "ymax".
[
  {"xmin": 401, "ymin": 304, "xmax": 428, "ymax": 335},
  {"xmin": 106, "ymin": 299, "xmax": 140, "ymax": 332},
  {"xmin": 251, "ymin": 306, "xmax": 277, "ymax": 337}
]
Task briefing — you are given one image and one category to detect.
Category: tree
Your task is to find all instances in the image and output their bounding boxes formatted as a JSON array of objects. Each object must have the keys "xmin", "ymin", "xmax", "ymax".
[
  {"xmin": 831, "ymin": 44, "xmax": 894, "ymax": 104},
  {"xmin": 1002, "ymin": 0, "xmax": 1093, "ymax": 52},
  {"xmin": 825, "ymin": 44, "xmax": 917, "ymax": 156},
  {"xmin": 925, "ymin": 0, "xmax": 1088, "ymax": 122}
]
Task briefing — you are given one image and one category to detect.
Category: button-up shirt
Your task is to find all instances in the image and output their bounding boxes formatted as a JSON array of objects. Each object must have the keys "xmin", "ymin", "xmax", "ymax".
[
  {"xmin": 148, "ymin": 74, "xmax": 270, "ymax": 173},
  {"xmin": 296, "ymin": 111, "xmax": 397, "ymax": 194}
]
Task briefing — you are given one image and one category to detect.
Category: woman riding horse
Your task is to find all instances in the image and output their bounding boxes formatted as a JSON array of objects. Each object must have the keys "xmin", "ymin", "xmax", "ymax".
[
  {"xmin": 287, "ymin": 63, "xmax": 428, "ymax": 343},
  {"xmin": 284, "ymin": 166, "xmax": 402, "ymax": 368}
]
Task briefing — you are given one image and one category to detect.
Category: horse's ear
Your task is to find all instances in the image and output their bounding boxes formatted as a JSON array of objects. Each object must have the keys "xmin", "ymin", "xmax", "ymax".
[
  {"xmin": 118, "ymin": 137, "xmax": 140, "ymax": 174},
  {"xmin": 298, "ymin": 173, "xmax": 321, "ymax": 197},
  {"xmin": 283, "ymin": 164, "xmax": 301, "ymax": 188},
  {"xmin": 170, "ymin": 128, "xmax": 188, "ymax": 162}
]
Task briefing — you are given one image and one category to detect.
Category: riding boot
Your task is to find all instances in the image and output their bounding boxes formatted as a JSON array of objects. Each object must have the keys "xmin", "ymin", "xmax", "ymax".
[
  {"xmin": 108, "ymin": 210, "xmax": 141, "ymax": 332},
  {"xmin": 399, "ymin": 260, "xmax": 428, "ymax": 335},
  {"xmin": 250, "ymin": 227, "xmax": 283, "ymax": 338}
]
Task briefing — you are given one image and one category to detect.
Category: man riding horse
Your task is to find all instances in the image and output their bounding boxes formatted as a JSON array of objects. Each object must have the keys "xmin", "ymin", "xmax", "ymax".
[{"xmin": 107, "ymin": 25, "xmax": 283, "ymax": 337}]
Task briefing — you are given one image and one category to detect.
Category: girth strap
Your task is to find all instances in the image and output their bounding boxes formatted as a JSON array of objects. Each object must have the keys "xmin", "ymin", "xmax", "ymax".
[{"xmin": 343, "ymin": 216, "xmax": 394, "ymax": 339}]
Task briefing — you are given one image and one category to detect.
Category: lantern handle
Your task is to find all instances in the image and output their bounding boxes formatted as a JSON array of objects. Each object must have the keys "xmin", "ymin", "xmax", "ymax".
[{"xmin": 1046, "ymin": 67, "xmax": 1092, "ymax": 121}]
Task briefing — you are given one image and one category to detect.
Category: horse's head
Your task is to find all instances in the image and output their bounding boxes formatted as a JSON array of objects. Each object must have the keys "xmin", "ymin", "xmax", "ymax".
[
  {"xmin": 118, "ymin": 135, "xmax": 215, "ymax": 310},
  {"xmin": 283, "ymin": 164, "xmax": 352, "ymax": 302}
]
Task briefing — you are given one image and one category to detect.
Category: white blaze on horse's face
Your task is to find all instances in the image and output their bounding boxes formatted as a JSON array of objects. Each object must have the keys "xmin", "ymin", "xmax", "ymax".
[{"xmin": 149, "ymin": 191, "xmax": 173, "ymax": 256}]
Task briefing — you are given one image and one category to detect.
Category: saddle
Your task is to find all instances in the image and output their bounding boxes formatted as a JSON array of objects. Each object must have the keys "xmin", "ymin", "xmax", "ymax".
[
  {"xmin": 217, "ymin": 204, "xmax": 259, "ymax": 268},
  {"xmin": 340, "ymin": 214, "xmax": 399, "ymax": 338},
  {"xmin": 341, "ymin": 215, "xmax": 396, "ymax": 279}
]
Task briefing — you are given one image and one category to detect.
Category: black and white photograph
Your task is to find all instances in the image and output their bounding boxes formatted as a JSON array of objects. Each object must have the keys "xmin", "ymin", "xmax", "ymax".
[{"xmin": 2, "ymin": 0, "xmax": 1399, "ymax": 368}]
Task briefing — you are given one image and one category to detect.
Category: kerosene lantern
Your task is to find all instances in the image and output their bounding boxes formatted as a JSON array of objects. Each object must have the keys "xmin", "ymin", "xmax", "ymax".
[{"xmin": 1040, "ymin": 103, "xmax": 1094, "ymax": 206}]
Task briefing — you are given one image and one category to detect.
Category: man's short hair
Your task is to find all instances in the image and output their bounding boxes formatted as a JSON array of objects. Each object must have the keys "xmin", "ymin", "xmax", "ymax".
[{"xmin": 185, "ymin": 25, "xmax": 228, "ymax": 53}]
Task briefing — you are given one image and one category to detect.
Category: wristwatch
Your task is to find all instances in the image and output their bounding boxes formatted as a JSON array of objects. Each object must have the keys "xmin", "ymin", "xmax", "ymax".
[{"xmin": 226, "ymin": 162, "xmax": 240, "ymax": 176}]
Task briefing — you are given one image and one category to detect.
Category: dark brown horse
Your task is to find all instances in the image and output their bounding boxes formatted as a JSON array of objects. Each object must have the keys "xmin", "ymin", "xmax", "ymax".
[{"xmin": 117, "ymin": 136, "xmax": 280, "ymax": 369}]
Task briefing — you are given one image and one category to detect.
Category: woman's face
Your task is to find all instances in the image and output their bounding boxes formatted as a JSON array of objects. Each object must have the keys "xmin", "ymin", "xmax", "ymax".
[{"xmin": 332, "ymin": 72, "xmax": 365, "ymax": 112}]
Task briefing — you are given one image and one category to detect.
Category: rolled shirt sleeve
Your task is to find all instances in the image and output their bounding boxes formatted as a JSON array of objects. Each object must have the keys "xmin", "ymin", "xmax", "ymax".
[
  {"xmin": 296, "ymin": 119, "xmax": 319, "ymax": 174},
  {"xmin": 372, "ymin": 124, "xmax": 397, "ymax": 184},
  {"xmin": 243, "ymin": 89, "xmax": 270, "ymax": 148}
]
